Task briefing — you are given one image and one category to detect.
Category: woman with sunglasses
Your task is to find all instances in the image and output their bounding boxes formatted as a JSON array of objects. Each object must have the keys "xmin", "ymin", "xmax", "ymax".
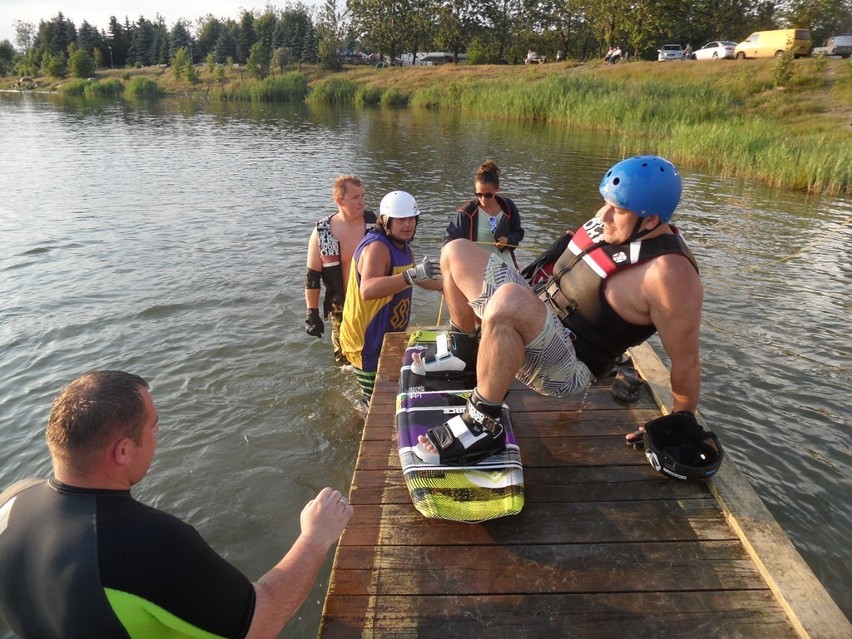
[{"xmin": 443, "ymin": 160, "xmax": 525, "ymax": 269}]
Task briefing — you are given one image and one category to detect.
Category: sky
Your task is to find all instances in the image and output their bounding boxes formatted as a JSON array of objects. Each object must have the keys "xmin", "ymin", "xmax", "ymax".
[{"xmin": 0, "ymin": 0, "xmax": 322, "ymax": 49}]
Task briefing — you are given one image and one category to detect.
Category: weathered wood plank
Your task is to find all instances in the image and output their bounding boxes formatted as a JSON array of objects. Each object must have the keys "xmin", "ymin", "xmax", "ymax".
[
  {"xmin": 349, "ymin": 465, "xmax": 712, "ymax": 505},
  {"xmin": 329, "ymin": 541, "xmax": 769, "ymax": 595},
  {"xmin": 339, "ymin": 500, "xmax": 736, "ymax": 547},
  {"xmin": 320, "ymin": 592, "xmax": 798, "ymax": 639}
]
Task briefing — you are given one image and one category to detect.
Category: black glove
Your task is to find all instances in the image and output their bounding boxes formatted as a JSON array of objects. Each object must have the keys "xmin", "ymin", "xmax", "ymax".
[
  {"xmin": 305, "ymin": 308, "xmax": 324, "ymax": 338},
  {"xmin": 402, "ymin": 257, "xmax": 441, "ymax": 285}
]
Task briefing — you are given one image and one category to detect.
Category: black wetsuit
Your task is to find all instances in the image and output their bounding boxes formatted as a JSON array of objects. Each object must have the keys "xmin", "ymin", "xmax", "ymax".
[{"xmin": 0, "ymin": 478, "xmax": 255, "ymax": 638}]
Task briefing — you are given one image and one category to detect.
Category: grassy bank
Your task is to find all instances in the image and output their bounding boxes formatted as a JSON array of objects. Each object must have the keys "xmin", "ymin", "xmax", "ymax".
[{"xmin": 4, "ymin": 58, "xmax": 851, "ymax": 195}]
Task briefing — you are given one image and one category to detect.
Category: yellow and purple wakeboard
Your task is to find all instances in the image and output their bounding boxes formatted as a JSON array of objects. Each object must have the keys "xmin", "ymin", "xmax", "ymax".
[{"xmin": 396, "ymin": 329, "xmax": 524, "ymax": 522}]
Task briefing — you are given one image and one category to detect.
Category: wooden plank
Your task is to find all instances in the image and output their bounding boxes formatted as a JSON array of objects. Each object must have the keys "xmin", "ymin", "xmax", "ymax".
[
  {"xmin": 329, "ymin": 541, "xmax": 769, "ymax": 594},
  {"xmin": 339, "ymin": 500, "xmax": 736, "ymax": 547},
  {"xmin": 629, "ymin": 341, "xmax": 852, "ymax": 639},
  {"xmin": 320, "ymin": 592, "xmax": 798, "ymax": 638}
]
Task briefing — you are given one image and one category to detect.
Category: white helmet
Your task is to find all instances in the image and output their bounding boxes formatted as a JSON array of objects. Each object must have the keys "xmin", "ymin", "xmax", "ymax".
[{"xmin": 380, "ymin": 191, "xmax": 420, "ymax": 218}]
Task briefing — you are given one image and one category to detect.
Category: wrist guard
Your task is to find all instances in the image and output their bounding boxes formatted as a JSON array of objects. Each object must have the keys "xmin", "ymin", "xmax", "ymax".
[{"xmin": 305, "ymin": 268, "xmax": 322, "ymax": 289}]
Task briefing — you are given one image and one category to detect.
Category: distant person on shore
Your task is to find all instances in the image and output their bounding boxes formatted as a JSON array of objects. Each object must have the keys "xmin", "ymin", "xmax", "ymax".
[
  {"xmin": 412, "ymin": 156, "xmax": 705, "ymax": 465},
  {"xmin": 443, "ymin": 160, "xmax": 525, "ymax": 270},
  {"xmin": 610, "ymin": 46, "xmax": 623, "ymax": 63},
  {"xmin": 684, "ymin": 43, "xmax": 693, "ymax": 59},
  {"xmin": 0, "ymin": 370, "xmax": 352, "ymax": 638},
  {"xmin": 305, "ymin": 175, "xmax": 378, "ymax": 364},
  {"xmin": 340, "ymin": 191, "xmax": 442, "ymax": 403}
]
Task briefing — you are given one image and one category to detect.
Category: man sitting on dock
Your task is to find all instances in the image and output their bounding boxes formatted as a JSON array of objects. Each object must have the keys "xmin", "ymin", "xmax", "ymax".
[
  {"xmin": 0, "ymin": 370, "xmax": 352, "ymax": 638},
  {"xmin": 412, "ymin": 156, "xmax": 703, "ymax": 466}
]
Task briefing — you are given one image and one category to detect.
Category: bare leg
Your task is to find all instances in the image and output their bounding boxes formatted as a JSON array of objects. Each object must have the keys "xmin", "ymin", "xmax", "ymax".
[
  {"xmin": 475, "ymin": 283, "xmax": 547, "ymax": 404},
  {"xmin": 440, "ymin": 240, "xmax": 490, "ymax": 332}
]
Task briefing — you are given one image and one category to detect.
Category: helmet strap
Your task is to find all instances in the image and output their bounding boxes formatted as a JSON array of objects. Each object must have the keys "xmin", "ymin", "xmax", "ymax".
[{"xmin": 629, "ymin": 216, "xmax": 661, "ymax": 241}]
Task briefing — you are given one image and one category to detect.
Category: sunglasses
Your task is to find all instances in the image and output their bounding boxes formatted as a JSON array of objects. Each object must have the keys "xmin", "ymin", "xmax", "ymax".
[{"xmin": 475, "ymin": 192, "xmax": 496, "ymax": 199}]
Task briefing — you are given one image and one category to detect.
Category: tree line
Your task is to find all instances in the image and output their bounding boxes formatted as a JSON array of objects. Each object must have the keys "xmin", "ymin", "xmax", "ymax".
[{"xmin": 2, "ymin": 0, "xmax": 850, "ymax": 78}]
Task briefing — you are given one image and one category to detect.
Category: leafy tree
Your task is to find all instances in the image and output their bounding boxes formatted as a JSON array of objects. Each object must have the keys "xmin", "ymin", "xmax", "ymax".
[
  {"xmin": 196, "ymin": 15, "xmax": 222, "ymax": 60},
  {"xmin": 246, "ymin": 41, "xmax": 271, "ymax": 78},
  {"xmin": 42, "ymin": 52, "xmax": 67, "ymax": 77},
  {"xmin": 14, "ymin": 20, "xmax": 35, "ymax": 54},
  {"xmin": 0, "ymin": 40, "xmax": 15, "ymax": 75},
  {"xmin": 172, "ymin": 46, "xmax": 189, "ymax": 79},
  {"xmin": 127, "ymin": 17, "xmax": 155, "ymax": 66},
  {"xmin": 316, "ymin": 0, "xmax": 345, "ymax": 70},
  {"xmin": 106, "ymin": 16, "xmax": 129, "ymax": 67},
  {"xmin": 169, "ymin": 20, "xmax": 194, "ymax": 62},
  {"xmin": 68, "ymin": 43, "xmax": 95, "ymax": 77},
  {"xmin": 76, "ymin": 20, "xmax": 101, "ymax": 54},
  {"xmin": 214, "ymin": 21, "xmax": 239, "ymax": 62},
  {"xmin": 237, "ymin": 10, "xmax": 257, "ymax": 63}
]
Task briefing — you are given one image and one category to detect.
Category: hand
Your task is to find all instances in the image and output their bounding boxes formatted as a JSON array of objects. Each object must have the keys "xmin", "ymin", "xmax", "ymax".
[
  {"xmin": 403, "ymin": 257, "xmax": 441, "ymax": 285},
  {"xmin": 300, "ymin": 487, "xmax": 352, "ymax": 549},
  {"xmin": 495, "ymin": 236, "xmax": 508, "ymax": 249},
  {"xmin": 305, "ymin": 308, "xmax": 324, "ymax": 338}
]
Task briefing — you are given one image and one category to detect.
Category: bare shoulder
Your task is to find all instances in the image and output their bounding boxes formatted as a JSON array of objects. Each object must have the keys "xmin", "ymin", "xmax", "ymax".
[{"xmin": 645, "ymin": 253, "xmax": 703, "ymax": 305}]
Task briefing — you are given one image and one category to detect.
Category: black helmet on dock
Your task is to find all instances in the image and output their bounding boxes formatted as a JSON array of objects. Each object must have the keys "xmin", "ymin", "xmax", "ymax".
[{"xmin": 643, "ymin": 411, "xmax": 724, "ymax": 480}]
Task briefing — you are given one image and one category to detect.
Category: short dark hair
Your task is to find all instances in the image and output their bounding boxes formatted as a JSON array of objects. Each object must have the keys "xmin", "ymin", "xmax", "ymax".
[{"xmin": 46, "ymin": 371, "xmax": 150, "ymax": 464}]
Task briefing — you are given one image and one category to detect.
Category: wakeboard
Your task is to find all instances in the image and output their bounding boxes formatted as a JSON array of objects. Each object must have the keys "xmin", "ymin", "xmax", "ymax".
[{"xmin": 396, "ymin": 329, "xmax": 524, "ymax": 523}]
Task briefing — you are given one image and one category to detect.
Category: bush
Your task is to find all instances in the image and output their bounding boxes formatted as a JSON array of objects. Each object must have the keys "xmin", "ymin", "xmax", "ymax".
[
  {"xmin": 57, "ymin": 79, "xmax": 92, "ymax": 96},
  {"xmin": 85, "ymin": 78, "xmax": 124, "ymax": 97},
  {"xmin": 307, "ymin": 77, "xmax": 358, "ymax": 104},
  {"xmin": 125, "ymin": 77, "xmax": 162, "ymax": 98}
]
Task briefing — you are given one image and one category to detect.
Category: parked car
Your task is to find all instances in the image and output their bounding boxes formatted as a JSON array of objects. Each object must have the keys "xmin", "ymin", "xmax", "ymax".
[
  {"xmin": 658, "ymin": 44, "xmax": 684, "ymax": 61},
  {"xmin": 825, "ymin": 34, "xmax": 852, "ymax": 58},
  {"xmin": 692, "ymin": 41, "xmax": 738, "ymax": 60},
  {"xmin": 734, "ymin": 29, "xmax": 812, "ymax": 59}
]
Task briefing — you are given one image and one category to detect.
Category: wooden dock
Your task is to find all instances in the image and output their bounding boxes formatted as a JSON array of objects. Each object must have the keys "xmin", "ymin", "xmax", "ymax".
[{"xmin": 319, "ymin": 331, "xmax": 850, "ymax": 638}]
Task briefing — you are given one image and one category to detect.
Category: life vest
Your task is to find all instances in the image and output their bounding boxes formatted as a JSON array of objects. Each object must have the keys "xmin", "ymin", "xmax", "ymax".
[
  {"xmin": 316, "ymin": 210, "xmax": 378, "ymax": 318},
  {"xmin": 537, "ymin": 217, "xmax": 698, "ymax": 376}
]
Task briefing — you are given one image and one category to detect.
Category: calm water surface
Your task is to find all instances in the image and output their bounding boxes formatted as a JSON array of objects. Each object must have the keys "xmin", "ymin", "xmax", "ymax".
[{"xmin": 0, "ymin": 92, "xmax": 849, "ymax": 636}]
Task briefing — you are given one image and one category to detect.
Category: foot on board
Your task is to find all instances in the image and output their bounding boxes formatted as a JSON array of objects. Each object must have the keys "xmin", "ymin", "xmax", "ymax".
[
  {"xmin": 414, "ymin": 390, "xmax": 506, "ymax": 465},
  {"xmin": 410, "ymin": 329, "xmax": 478, "ymax": 376}
]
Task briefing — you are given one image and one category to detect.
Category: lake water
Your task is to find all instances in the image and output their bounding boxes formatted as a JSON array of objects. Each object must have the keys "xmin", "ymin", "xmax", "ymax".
[{"xmin": 0, "ymin": 92, "xmax": 849, "ymax": 636}]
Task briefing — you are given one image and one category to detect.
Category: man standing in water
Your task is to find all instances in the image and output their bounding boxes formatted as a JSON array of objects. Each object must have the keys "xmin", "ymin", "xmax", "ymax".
[
  {"xmin": 413, "ymin": 156, "xmax": 704, "ymax": 465},
  {"xmin": 305, "ymin": 175, "xmax": 378, "ymax": 363},
  {"xmin": 0, "ymin": 370, "xmax": 352, "ymax": 638}
]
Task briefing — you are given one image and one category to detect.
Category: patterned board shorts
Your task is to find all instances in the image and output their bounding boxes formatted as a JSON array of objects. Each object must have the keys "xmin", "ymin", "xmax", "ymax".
[{"xmin": 470, "ymin": 255, "xmax": 593, "ymax": 397}]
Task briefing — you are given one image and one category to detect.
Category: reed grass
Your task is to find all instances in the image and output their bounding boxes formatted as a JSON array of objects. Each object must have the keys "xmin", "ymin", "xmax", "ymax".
[
  {"xmin": 124, "ymin": 77, "xmax": 162, "ymax": 99},
  {"xmin": 84, "ymin": 78, "xmax": 124, "ymax": 97},
  {"xmin": 306, "ymin": 77, "xmax": 359, "ymax": 105},
  {"xmin": 221, "ymin": 73, "xmax": 310, "ymax": 102},
  {"xmin": 56, "ymin": 79, "xmax": 91, "ymax": 96}
]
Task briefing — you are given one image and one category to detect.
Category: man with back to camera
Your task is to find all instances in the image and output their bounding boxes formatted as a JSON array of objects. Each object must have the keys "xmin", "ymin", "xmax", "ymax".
[
  {"xmin": 0, "ymin": 370, "xmax": 352, "ymax": 638},
  {"xmin": 411, "ymin": 156, "xmax": 704, "ymax": 466},
  {"xmin": 305, "ymin": 175, "xmax": 378, "ymax": 363}
]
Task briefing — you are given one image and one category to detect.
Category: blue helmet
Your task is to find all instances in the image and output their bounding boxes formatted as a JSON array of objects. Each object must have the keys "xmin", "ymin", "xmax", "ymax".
[{"xmin": 599, "ymin": 155, "xmax": 682, "ymax": 223}]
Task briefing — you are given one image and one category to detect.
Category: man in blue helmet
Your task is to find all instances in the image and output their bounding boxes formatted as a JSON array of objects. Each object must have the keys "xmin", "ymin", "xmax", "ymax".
[{"xmin": 412, "ymin": 156, "xmax": 702, "ymax": 466}]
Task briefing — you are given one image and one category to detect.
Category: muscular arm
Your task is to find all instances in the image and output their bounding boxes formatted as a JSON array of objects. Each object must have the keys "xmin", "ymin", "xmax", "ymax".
[
  {"xmin": 305, "ymin": 228, "xmax": 322, "ymax": 310},
  {"xmin": 357, "ymin": 242, "xmax": 411, "ymax": 300},
  {"xmin": 645, "ymin": 255, "xmax": 703, "ymax": 413},
  {"xmin": 246, "ymin": 488, "xmax": 351, "ymax": 639}
]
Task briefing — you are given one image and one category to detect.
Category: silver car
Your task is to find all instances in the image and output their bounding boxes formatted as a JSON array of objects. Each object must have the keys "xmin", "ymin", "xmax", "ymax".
[
  {"xmin": 658, "ymin": 44, "xmax": 684, "ymax": 61},
  {"xmin": 692, "ymin": 40, "xmax": 738, "ymax": 60}
]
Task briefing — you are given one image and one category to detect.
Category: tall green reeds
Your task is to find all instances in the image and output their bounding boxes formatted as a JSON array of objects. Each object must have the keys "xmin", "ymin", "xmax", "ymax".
[
  {"xmin": 125, "ymin": 77, "xmax": 162, "ymax": 99},
  {"xmin": 406, "ymin": 71, "xmax": 849, "ymax": 194},
  {"xmin": 221, "ymin": 73, "xmax": 310, "ymax": 102}
]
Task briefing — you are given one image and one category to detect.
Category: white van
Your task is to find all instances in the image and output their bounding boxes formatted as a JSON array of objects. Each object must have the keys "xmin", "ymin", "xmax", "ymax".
[{"xmin": 735, "ymin": 29, "xmax": 812, "ymax": 59}]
